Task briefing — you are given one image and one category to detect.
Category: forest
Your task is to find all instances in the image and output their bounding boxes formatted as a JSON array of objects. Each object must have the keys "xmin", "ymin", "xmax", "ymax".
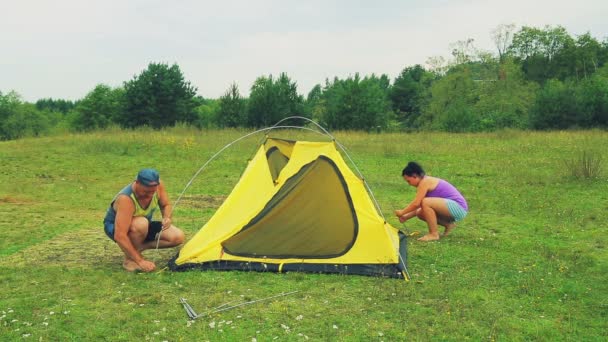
[{"xmin": 1, "ymin": 24, "xmax": 607, "ymax": 140}]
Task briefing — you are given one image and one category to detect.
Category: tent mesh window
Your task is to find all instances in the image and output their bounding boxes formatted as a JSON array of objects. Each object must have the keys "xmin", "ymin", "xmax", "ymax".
[{"xmin": 222, "ymin": 156, "xmax": 358, "ymax": 258}]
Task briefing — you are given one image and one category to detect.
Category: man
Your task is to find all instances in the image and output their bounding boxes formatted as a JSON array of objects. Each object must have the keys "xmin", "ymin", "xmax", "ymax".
[{"xmin": 104, "ymin": 168, "xmax": 185, "ymax": 272}]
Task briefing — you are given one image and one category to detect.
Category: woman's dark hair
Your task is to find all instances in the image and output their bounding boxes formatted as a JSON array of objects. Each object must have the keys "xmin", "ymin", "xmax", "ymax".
[{"xmin": 402, "ymin": 161, "xmax": 425, "ymax": 177}]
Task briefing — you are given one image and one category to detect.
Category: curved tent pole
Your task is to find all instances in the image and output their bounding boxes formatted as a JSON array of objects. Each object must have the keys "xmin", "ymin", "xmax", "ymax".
[
  {"xmin": 267, "ymin": 116, "xmax": 336, "ymax": 140},
  {"xmin": 172, "ymin": 125, "xmax": 328, "ymax": 211}
]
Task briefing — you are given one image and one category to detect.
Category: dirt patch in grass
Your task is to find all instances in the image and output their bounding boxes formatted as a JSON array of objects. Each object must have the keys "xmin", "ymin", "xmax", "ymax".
[
  {"xmin": 0, "ymin": 227, "xmax": 178, "ymax": 271},
  {"xmin": 0, "ymin": 196, "xmax": 34, "ymax": 205},
  {"xmin": 177, "ymin": 194, "xmax": 226, "ymax": 209}
]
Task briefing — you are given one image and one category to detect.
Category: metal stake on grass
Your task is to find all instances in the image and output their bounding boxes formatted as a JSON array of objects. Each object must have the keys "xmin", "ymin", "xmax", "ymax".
[
  {"xmin": 180, "ymin": 298, "xmax": 198, "ymax": 320},
  {"xmin": 182, "ymin": 290, "xmax": 300, "ymax": 320}
]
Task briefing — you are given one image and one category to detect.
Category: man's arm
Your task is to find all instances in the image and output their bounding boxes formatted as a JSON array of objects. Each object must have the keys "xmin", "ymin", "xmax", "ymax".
[
  {"xmin": 113, "ymin": 195, "xmax": 147, "ymax": 265},
  {"xmin": 157, "ymin": 181, "xmax": 173, "ymax": 229}
]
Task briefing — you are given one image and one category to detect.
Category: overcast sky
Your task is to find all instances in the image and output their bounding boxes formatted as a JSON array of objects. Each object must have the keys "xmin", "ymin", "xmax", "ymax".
[{"xmin": 1, "ymin": 0, "xmax": 607, "ymax": 102}]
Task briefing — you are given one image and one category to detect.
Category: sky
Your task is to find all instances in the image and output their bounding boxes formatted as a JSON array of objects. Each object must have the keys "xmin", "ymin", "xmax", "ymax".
[{"xmin": 1, "ymin": 0, "xmax": 607, "ymax": 102}]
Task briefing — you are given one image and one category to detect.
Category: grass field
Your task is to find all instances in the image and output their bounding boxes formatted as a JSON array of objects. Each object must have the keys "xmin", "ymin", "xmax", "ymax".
[{"xmin": 1, "ymin": 127, "xmax": 607, "ymax": 341}]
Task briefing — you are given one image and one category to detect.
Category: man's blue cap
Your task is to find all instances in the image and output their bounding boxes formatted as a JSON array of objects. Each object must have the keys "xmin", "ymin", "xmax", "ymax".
[{"xmin": 137, "ymin": 168, "xmax": 160, "ymax": 186}]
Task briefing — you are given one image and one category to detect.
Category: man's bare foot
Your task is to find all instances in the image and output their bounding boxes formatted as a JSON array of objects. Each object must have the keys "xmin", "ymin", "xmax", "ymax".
[
  {"xmin": 122, "ymin": 258, "xmax": 141, "ymax": 272},
  {"xmin": 442, "ymin": 224, "xmax": 456, "ymax": 237},
  {"xmin": 417, "ymin": 234, "xmax": 440, "ymax": 241}
]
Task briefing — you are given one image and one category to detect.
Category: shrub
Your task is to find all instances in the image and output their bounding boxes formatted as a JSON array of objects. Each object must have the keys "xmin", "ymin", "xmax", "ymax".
[{"xmin": 564, "ymin": 150, "xmax": 603, "ymax": 179}]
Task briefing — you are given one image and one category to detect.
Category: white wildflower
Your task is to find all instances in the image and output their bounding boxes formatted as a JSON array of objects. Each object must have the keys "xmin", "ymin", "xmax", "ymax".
[
  {"xmin": 296, "ymin": 315, "xmax": 303, "ymax": 320},
  {"xmin": 251, "ymin": 338, "xmax": 257, "ymax": 342},
  {"xmin": 22, "ymin": 333, "xmax": 31, "ymax": 337},
  {"xmin": 378, "ymin": 332, "xmax": 384, "ymax": 336},
  {"xmin": 226, "ymin": 321, "xmax": 232, "ymax": 325},
  {"xmin": 333, "ymin": 324, "xmax": 338, "ymax": 329},
  {"xmin": 209, "ymin": 321, "xmax": 216, "ymax": 329},
  {"xmin": 42, "ymin": 322, "xmax": 48, "ymax": 326},
  {"xmin": 49, "ymin": 312, "xmax": 55, "ymax": 315},
  {"xmin": 153, "ymin": 332, "xmax": 160, "ymax": 335},
  {"xmin": 281, "ymin": 324, "xmax": 290, "ymax": 331}
]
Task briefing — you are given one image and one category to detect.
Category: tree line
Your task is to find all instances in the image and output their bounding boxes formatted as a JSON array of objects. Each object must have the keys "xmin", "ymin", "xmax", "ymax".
[{"xmin": 1, "ymin": 24, "xmax": 608, "ymax": 140}]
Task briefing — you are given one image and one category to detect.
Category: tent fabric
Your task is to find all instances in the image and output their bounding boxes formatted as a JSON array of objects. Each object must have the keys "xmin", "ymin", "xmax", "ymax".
[{"xmin": 169, "ymin": 138, "xmax": 407, "ymax": 278}]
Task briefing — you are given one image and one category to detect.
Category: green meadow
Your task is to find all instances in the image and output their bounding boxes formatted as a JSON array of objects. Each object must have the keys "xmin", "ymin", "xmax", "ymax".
[{"xmin": 1, "ymin": 128, "xmax": 607, "ymax": 341}]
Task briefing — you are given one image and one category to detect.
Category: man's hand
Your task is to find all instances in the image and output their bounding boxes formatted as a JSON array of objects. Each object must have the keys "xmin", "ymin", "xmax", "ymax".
[
  {"xmin": 162, "ymin": 217, "xmax": 172, "ymax": 230},
  {"xmin": 137, "ymin": 259, "xmax": 156, "ymax": 272},
  {"xmin": 394, "ymin": 209, "xmax": 404, "ymax": 217}
]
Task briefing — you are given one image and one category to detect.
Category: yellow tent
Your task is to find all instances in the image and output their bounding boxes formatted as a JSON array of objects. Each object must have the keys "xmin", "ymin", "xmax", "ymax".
[{"xmin": 169, "ymin": 137, "xmax": 408, "ymax": 279}]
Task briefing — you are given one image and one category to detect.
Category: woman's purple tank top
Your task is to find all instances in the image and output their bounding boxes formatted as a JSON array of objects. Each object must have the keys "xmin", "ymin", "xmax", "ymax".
[{"xmin": 426, "ymin": 179, "xmax": 468, "ymax": 211}]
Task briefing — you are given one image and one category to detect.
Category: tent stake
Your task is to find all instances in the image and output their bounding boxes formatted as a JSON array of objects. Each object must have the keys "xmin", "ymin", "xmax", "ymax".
[{"xmin": 180, "ymin": 298, "xmax": 198, "ymax": 319}]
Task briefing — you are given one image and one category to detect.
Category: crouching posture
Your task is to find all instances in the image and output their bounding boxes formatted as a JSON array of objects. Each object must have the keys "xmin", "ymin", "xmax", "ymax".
[
  {"xmin": 395, "ymin": 162, "xmax": 468, "ymax": 241},
  {"xmin": 103, "ymin": 168, "xmax": 185, "ymax": 272}
]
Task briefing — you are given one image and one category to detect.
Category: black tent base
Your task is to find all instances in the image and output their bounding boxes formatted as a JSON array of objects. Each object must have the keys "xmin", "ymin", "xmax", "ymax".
[
  {"xmin": 168, "ymin": 232, "xmax": 409, "ymax": 280},
  {"xmin": 168, "ymin": 233, "xmax": 409, "ymax": 280},
  {"xmin": 168, "ymin": 256, "xmax": 405, "ymax": 279}
]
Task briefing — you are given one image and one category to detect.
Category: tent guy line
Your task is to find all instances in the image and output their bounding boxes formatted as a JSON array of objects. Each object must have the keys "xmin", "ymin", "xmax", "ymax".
[{"xmin": 180, "ymin": 291, "xmax": 300, "ymax": 320}]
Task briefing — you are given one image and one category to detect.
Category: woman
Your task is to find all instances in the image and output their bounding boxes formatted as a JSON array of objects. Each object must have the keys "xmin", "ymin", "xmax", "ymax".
[{"xmin": 395, "ymin": 162, "xmax": 468, "ymax": 241}]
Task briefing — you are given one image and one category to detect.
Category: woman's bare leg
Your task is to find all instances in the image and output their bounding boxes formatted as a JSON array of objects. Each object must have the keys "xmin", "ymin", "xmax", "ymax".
[{"xmin": 417, "ymin": 198, "xmax": 452, "ymax": 241}]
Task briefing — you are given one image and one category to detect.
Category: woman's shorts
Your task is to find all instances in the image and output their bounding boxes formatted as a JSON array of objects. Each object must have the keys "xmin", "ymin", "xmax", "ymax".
[
  {"xmin": 445, "ymin": 199, "xmax": 468, "ymax": 222},
  {"xmin": 104, "ymin": 220, "xmax": 163, "ymax": 242}
]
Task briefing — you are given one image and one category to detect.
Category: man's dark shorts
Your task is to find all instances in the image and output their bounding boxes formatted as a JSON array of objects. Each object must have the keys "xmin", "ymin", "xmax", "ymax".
[{"xmin": 104, "ymin": 221, "xmax": 163, "ymax": 242}]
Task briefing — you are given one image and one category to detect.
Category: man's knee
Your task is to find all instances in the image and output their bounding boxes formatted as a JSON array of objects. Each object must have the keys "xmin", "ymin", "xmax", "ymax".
[
  {"xmin": 163, "ymin": 226, "xmax": 185, "ymax": 246},
  {"xmin": 171, "ymin": 228, "xmax": 185, "ymax": 245},
  {"xmin": 129, "ymin": 217, "xmax": 150, "ymax": 236}
]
